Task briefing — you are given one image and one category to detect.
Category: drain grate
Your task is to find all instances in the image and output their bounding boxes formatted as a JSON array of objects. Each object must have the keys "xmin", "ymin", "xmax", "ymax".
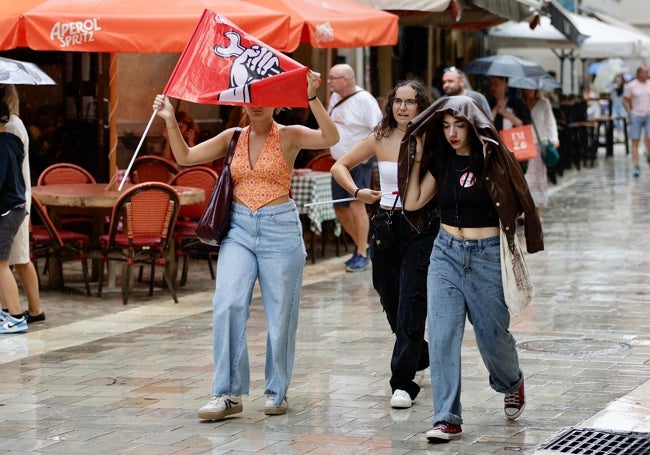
[{"xmin": 540, "ymin": 428, "xmax": 650, "ymax": 454}]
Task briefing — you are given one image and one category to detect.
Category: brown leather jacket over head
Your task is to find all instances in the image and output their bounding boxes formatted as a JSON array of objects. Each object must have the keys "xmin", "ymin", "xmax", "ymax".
[{"xmin": 397, "ymin": 95, "xmax": 544, "ymax": 254}]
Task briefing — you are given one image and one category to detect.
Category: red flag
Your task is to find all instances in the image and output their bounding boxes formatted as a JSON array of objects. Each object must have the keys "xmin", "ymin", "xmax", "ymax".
[{"xmin": 164, "ymin": 9, "xmax": 309, "ymax": 108}]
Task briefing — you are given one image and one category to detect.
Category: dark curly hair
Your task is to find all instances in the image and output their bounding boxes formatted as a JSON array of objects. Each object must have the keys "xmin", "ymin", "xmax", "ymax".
[{"xmin": 373, "ymin": 80, "xmax": 431, "ymax": 139}]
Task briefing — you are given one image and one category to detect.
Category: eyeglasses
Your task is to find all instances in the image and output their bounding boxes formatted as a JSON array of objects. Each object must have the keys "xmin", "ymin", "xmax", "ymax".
[
  {"xmin": 442, "ymin": 66, "xmax": 460, "ymax": 74},
  {"xmin": 327, "ymin": 75, "xmax": 346, "ymax": 81},
  {"xmin": 393, "ymin": 98, "xmax": 418, "ymax": 108}
]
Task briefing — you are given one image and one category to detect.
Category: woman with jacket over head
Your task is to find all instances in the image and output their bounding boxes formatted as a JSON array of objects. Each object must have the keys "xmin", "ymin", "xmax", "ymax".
[
  {"xmin": 399, "ymin": 95, "xmax": 543, "ymax": 442},
  {"xmin": 152, "ymin": 71, "xmax": 339, "ymax": 421},
  {"xmin": 331, "ymin": 80, "xmax": 437, "ymax": 409}
]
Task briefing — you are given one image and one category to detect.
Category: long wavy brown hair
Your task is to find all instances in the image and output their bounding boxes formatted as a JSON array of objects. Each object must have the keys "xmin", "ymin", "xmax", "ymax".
[{"xmin": 373, "ymin": 80, "xmax": 431, "ymax": 139}]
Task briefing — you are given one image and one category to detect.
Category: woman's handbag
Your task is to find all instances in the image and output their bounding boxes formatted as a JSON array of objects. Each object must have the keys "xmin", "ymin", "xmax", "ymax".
[
  {"xmin": 542, "ymin": 141, "xmax": 560, "ymax": 167},
  {"xmin": 500, "ymin": 226, "xmax": 533, "ymax": 315},
  {"xmin": 195, "ymin": 127, "xmax": 241, "ymax": 246},
  {"xmin": 531, "ymin": 120, "xmax": 560, "ymax": 167}
]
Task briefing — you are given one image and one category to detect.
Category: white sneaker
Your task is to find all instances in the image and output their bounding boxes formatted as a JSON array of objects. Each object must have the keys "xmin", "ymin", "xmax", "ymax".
[
  {"xmin": 390, "ymin": 389, "xmax": 412, "ymax": 408},
  {"xmin": 264, "ymin": 394, "xmax": 288, "ymax": 415},
  {"xmin": 197, "ymin": 395, "xmax": 242, "ymax": 421}
]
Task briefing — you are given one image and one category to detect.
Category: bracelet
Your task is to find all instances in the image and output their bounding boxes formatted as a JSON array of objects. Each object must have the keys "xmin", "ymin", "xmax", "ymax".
[
  {"xmin": 354, "ymin": 188, "xmax": 361, "ymax": 198},
  {"xmin": 308, "ymin": 96, "xmax": 318, "ymax": 101},
  {"xmin": 413, "ymin": 160, "xmax": 421, "ymax": 163}
]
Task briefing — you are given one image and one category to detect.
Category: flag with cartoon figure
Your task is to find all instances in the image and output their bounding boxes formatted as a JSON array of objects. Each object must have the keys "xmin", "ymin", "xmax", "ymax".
[{"xmin": 164, "ymin": 9, "xmax": 309, "ymax": 107}]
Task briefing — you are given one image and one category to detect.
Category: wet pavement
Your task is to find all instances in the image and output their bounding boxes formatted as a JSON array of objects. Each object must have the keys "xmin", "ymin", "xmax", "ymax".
[{"xmin": 1, "ymin": 144, "xmax": 649, "ymax": 454}]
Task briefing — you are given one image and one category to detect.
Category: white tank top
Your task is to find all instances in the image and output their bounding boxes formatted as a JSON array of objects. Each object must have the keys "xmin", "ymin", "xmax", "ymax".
[{"xmin": 377, "ymin": 161, "xmax": 401, "ymax": 208}]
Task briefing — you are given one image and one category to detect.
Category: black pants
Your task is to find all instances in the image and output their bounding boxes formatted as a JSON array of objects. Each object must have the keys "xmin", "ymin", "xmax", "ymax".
[{"xmin": 370, "ymin": 209, "xmax": 438, "ymax": 399}]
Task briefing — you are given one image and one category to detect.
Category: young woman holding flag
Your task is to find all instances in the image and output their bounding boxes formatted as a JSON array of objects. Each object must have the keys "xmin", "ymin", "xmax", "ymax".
[{"xmin": 153, "ymin": 70, "xmax": 338, "ymax": 421}]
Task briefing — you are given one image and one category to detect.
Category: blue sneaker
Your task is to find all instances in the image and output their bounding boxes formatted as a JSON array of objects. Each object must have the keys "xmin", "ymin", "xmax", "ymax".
[
  {"xmin": 344, "ymin": 249, "xmax": 358, "ymax": 267},
  {"xmin": 0, "ymin": 315, "xmax": 28, "ymax": 334},
  {"xmin": 0, "ymin": 310, "xmax": 8, "ymax": 324},
  {"xmin": 346, "ymin": 254, "xmax": 370, "ymax": 272},
  {"xmin": 633, "ymin": 165, "xmax": 641, "ymax": 177}
]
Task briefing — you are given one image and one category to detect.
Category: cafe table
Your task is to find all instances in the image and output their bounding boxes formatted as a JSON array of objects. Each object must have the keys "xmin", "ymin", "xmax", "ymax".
[
  {"xmin": 31, "ymin": 183, "xmax": 204, "ymax": 290},
  {"xmin": 290, "ymin": 169, "xmax": 341, "ymax": 262}
]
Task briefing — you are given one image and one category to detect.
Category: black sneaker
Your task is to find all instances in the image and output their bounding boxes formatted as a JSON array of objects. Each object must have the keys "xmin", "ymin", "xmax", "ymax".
[{"xmin": 23, "ymin": 311, "xmax": 46, "ymax": 324}]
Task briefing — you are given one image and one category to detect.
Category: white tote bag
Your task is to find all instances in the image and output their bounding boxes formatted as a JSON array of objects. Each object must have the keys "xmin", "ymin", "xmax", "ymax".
[{"xmin": 500, "ymin": 226, "xmax": 533, "ymax": 315}]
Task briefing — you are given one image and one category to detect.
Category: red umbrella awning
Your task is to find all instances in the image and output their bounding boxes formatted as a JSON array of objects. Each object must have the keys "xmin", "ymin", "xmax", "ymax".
[
  {"xmin": 0, "ymin": 0, "xmax": 292, "ymax": 53},
  {"xmin": 243, "ymin": 0, "xmax": 399, "ymax": 52}
]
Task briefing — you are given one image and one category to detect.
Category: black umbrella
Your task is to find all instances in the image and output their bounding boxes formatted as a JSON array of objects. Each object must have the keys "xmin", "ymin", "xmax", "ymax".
[
  {"xmin": 509, "ymin": 75, "xmax": 561, "ymax": 91},
  {"xmin": 464, "ymin": 55, "xmax": 549, "ymax": 79}
]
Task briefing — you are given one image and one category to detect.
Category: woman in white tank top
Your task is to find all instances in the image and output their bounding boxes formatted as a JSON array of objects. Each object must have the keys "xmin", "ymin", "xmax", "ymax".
[{"xmin": 331, "ymin": 80, "xmax": 438, "ymax": 409}]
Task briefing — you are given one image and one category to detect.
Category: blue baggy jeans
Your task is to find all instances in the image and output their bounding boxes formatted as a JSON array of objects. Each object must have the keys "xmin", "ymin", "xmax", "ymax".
[
  {"xmin": 211, "ymin": 201, "xmax": 306, "ymax": 406},
  {"xmin": 427, "ymin": 228, "xmax": 523, "ymax": 425}
]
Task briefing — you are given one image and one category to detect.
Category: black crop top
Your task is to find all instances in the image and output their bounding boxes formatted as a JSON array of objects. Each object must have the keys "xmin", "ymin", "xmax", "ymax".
[{"xmin": 436, "ymin": 155, "xmax": 499, "ymax": 228}]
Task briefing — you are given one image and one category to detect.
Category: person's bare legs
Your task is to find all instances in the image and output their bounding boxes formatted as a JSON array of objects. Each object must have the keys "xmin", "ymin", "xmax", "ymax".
[
  {"xmin": 0, "ymin": 261, "xmax": 22, "ymax": 316},
  {"xmin": 631, "ymin": 139, "xmax": 640, "ymax": 168},
  {"xmin": 335, "ymin": 200, "xmax": 370, "ymax": 258},
  {"xmin": 14, "ymin": 262, "xmax": 42, "ymax": 316}
]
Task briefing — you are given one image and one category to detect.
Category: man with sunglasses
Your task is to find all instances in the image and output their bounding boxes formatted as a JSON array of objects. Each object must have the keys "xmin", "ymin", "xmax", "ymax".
[{"xmin": 441, "ymin": 66, "xmax": 492, "ymax": 120}]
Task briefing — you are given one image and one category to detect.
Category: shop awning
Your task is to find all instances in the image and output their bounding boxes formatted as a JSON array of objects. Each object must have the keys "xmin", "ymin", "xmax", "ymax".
[
  {"xmin": 242, "ymin": 0, "xmax": 399, "ymax": 52},
  {"xmin": 354, "ymin": 0, "xmax": 540, "ymax": 28},
  {"xmin": 488, "ymin": 12, "xmax": 650, "ymax": 58},
  {"xmin": 0, "ymin": 0, "xmax": 292, "ymax": 53}
]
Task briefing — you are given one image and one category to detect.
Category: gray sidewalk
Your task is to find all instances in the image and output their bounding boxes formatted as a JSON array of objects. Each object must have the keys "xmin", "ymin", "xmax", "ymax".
[{"xmin": 0, "ymin": 145, "xmax": 649, "ymax": 454}]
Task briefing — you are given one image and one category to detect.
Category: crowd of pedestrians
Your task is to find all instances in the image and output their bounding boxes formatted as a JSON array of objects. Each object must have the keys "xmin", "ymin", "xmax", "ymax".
[{"xmin": 7, "ymin": 52, "xmax": 649, "ymax": 445}]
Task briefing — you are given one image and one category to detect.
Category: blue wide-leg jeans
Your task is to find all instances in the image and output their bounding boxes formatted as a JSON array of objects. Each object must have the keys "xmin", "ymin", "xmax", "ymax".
[
  {"xmin": 427, "ymin": 229, "xmax": 523, "ymax": 425},
  {"xmin": 211, "ymin": 201, "xmax": 306, "ymax": 406}
]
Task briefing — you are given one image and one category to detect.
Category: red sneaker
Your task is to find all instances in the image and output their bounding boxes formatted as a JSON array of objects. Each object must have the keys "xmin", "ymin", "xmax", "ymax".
[
  {"xmin": 504, "ymin": 379, "xmax": 525, "ymax": 420},
  {"xmin": 426, "ymin": 422, "xmax": 463, "ymax": 442}
]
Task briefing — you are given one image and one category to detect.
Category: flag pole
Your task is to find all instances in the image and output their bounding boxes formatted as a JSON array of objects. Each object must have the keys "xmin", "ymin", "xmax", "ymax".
[
  {"xmin": 117, "ymin": 110, "xmax": 157, "ymax": 191},
  {"xmin": 304, "ymin": 191, "xmax": 398, "ymax": 207}
]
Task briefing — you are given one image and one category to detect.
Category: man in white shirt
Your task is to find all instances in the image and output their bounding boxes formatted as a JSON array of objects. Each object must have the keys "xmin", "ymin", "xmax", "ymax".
[
  {"xmin": 623, "ymin": 65, "xmax": 650, "ymax": 177},
  {"xmin": 327, "ymin": 64, "xmax": 382, "ymax": 272}
]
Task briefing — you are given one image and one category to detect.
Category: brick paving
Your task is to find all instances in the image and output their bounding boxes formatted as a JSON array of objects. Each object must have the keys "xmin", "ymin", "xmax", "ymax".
[{"xmin": 0, "ymin": 145, "xmax": 648, "ymax": 454}]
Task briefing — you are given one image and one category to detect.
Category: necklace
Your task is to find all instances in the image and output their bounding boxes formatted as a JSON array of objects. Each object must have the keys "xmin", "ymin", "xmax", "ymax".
[
  {"xmin": 452, "ymin": 155, "xmax": 470, "ymax": 173},
  {"xmin": 397, "ymin": 126, "xmax": 406, "ymax": 133}
]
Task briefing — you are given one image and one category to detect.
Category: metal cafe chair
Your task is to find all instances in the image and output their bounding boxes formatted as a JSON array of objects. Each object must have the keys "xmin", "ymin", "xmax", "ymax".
[
  {"xmin": 30, "ymin": 195, "xmax": 92, "ymax": 296},
  {"xmin": 169, "ymin": 167, "xmax": 219, "ymax": 287},
  {"xmin": 129, "ymin": 155, "xmax": 179, "ymax": 184},
  {"xmin": 36, "ymin": 162, "xmax": 97, "ymax": 247},
  {"xmin": 37, "ymin": 163, "xmax": 96, "ymax": 186},
  {"xmin": 96, "ymin": 182, "xmax": 180, "ymax": 305}
]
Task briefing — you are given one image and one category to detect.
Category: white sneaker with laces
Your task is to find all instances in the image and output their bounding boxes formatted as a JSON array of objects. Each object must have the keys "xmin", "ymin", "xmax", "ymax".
[
  {"xmin": 264, "ymin": 394, "xmax": 288, "ymax": 415},
  {"xmin": 390, "ymin": 389, "xmax": 412, "ymax": 408},
  {"xmin": 197, "ymin": 395, "xmax": 242, "ymax": 421}
]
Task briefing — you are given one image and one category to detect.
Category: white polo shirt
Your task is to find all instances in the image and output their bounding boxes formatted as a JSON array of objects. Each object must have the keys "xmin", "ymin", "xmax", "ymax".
[{"xmin": 327, "ymin": 87, "xmax": 382, "ymax": 160}]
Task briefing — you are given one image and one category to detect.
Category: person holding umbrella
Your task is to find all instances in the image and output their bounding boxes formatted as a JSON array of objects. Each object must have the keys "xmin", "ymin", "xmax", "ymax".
[
  {"xmin": 489, "ymin": 76, "xmax": 532, "ymax": 176},
  {"xmin": 0, "ymin": 84, "xmax": 45, "ymax": 324},
  {"xmin": 0, "ymin": 100, "xmax": 29, "ymax": 334},
  {"xmin": 489, "ymin": 76, "xmax": 531, "ymax": 133}
]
